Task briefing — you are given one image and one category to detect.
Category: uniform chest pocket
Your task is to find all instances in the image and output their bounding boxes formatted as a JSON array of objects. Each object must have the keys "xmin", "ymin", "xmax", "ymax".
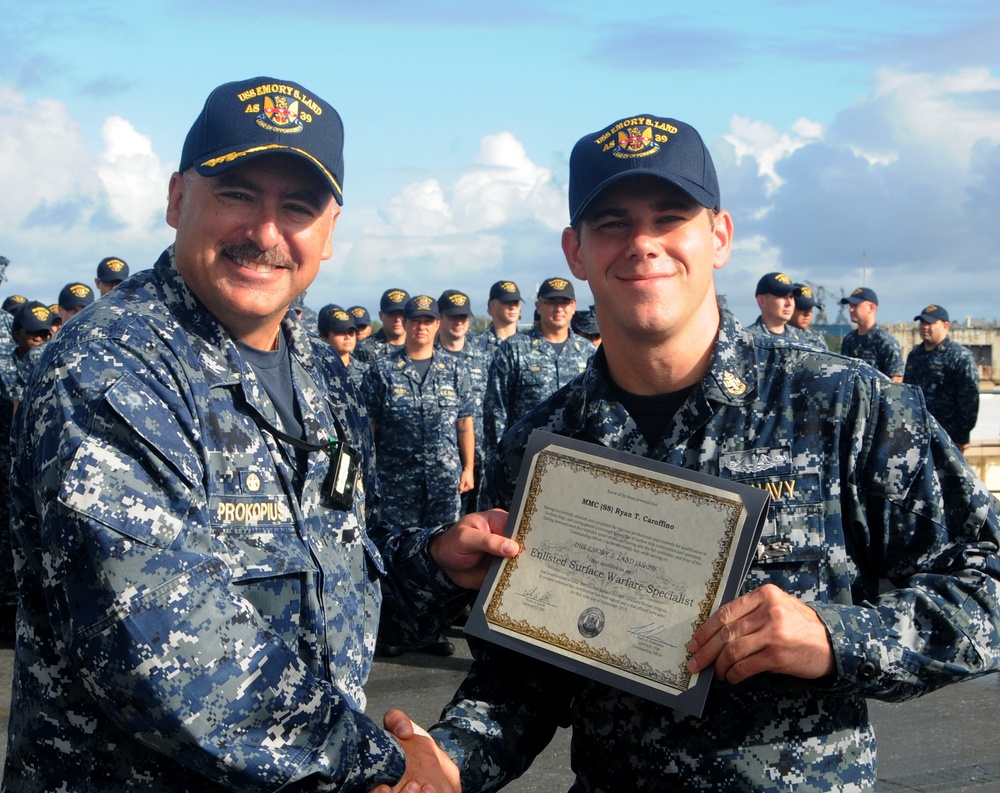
[
  {"xmin": 212, "ymin": 520, "xmax": 318, "ymax": 583},
  {"xmin": 59, "ymin": 373, "xmax": 199, "ymax": 550},
  {"xmin": 736, "ymin": 473, "xmax": 828, "ymax": 602}
]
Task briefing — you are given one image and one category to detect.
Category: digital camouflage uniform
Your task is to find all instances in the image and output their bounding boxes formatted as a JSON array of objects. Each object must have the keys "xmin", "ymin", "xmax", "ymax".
[
  {"xmin": 357, "ymin": 329, "xmax": 404, "ymax": 364},
  {"xmin": 797, "ymin": 326, "xmax": 829, "ymax": 350},
  {"xmin": 430, "ymin": 308, "xmax": 1000, "ymax": 793},
  {"xmin": 904, "ymin": 338, "xmax": 980, "ymax": 446},
  {"xmin": 483, "ymin": 327, "xmax": 594, "ymax": 453},
  {"xmin": 344, "ymin": 354, "xmax": 369, "ymax": 391},
  {"xmin": 437, "ymin": 335, "xmax": 490, "ymax": 497},
  {"xmin": 362, "ymin": 346, "xmax": 473, "ymax": 529},
  {"xmin": 469, "ymin": 324, "xmax": 513, "ymax": 359},
  {"xmin": 3, "ymin": 248, "xmax": 470, "ymax": 792},
  {"xmin": 746, "ymin": 316, "xmax": 806, "ymax": 343},
  {"xmin": 840, "ymin": 324, "xmax": 904, "ymax": 378},
  {"xmin": 0, "ymin": 343, "xmax": 46, "ymax": 639}
]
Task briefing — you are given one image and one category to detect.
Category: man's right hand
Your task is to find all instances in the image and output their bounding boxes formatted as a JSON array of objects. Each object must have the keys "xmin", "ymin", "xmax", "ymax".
[{"xmin": 369, "ymin": 710, "xmax": 461, "ymax": 793}]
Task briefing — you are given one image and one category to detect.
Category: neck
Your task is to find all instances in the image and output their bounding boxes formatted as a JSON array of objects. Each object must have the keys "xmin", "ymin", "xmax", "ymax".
[
  {"xmin": 233, "ymin": 322, "xmax": 282, "ymax": 351},
  {"xmin": 603, "ymin": 301, "xmax": 720, "ymax": 395},
  {"xmin": 494, "ymin": 322, "xmax": 517, "ymax": 340},
  {"xmin": 440, "ymin": 335, "xmax": 465, "ymax": 352},
  {"xmin": 540, "ymin": 324, "xmax": 569, "ymax": 344}
]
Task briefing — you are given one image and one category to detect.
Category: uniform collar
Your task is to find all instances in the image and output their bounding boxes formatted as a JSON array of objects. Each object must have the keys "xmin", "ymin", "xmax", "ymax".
[{"xmin": 155, "ymin": 246, "xmax": 318, "ymax": 388}]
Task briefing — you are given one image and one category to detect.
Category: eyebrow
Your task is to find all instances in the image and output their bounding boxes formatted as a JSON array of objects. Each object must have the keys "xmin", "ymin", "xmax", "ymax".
[{"xmin": 212, "ymin": 172, "xmax": 327, "ymax": 210}]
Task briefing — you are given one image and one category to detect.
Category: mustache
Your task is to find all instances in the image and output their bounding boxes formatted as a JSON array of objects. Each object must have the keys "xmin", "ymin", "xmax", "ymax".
[{"xmin": 222, "ymin": 244, "xmax": 295, "ymax": 269}]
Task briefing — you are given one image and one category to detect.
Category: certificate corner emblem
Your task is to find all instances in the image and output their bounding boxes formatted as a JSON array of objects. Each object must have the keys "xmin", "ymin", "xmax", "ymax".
[
  {"xmin": 722, "ymin": 371, "xmax": 747, "ymax": 395},
  {"xmin": 577, "ymin": 607, "xmax": 605, "ymax": 639}
]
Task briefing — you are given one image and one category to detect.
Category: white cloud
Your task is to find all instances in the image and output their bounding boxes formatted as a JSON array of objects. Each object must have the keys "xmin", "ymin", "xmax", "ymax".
[
  {"xmin": 95, "ymin": 115, "xmax": 172, "ymax": 235},
  {"xmin": 0, "ymin": 84, "xmax": 173, "ymax": 299},
  {"xmin": 0, "ymin": 86, "xmax": 98, "ymax": 226},
  {"xmin": 723, "ymin": 116, "xmax": 823, "ymax": 193},
  {"xmin": 320, "ymin": 131, "xmax": 568, "ymax": 307},
  {"xmin": 719, "ymin": 67, "xmax": 1000, "ymax": 325}
]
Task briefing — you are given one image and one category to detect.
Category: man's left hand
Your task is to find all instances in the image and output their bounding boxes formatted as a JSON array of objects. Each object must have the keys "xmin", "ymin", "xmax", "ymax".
[
  {"xmin": 686, "ymin": 583, "xmax": 835, "ymax": 683},
  {"xmin": 430, "ymin": 509, "xmax": 519, "ymax": 589}
]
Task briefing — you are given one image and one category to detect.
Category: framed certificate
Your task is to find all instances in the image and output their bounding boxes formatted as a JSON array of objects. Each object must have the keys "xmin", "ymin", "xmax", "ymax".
[{"xmin": 466, "ymin": 430, "xmax": 770, "ymax": 718}]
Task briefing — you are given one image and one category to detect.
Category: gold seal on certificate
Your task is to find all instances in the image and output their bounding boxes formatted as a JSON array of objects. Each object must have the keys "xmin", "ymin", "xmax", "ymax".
[{"xmin": 466, "ymin": 431, "xmax": 770, "ymax": 718}]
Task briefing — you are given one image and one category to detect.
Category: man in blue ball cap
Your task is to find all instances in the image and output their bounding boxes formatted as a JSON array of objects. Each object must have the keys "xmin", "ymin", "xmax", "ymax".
[
  {"xmin": 904, "ymin": 304, "xmax": 980, "ymax": 451},
  {"xmin": 374, "ymin": 113, "xmax": 1000, "ymax": 793},
  {"xmin": 839, "ymin": 286, "xmax": 903, "ymax": 381},
  {"xmin": 4, "ymin": 76, "xmax": 516, "ymax": 793}
]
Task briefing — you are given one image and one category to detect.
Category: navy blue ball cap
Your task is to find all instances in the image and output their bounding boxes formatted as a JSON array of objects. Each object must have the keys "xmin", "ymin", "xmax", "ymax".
[
  {"xmin": 840, "ymin": 287, "xmax": 878, "ymax": 306},
  {"xmin": 58, "ymin": 282, "xmax": 95, "ymax": 310},
  {"xmin": 489, "ymin": 280, "xmax": 522, "ymax": 302},
  {"xmin": 538, "ymin": 277, "xmax": 576, "ymax": 301},
  {"xmin": 97, "ymin": 256, "xmax": 129, "ymax": 283},
  {"xmin": 179, "ymin": 77, "xmax": 345, "ymax": 205},
  {"xmin": 12, "ymin": 301, "xmax": 53, "ymax": 334},
  {"xmin": 792, "ymin": 283, "xmax": 822, "ymax": 310},
  {"xmin": 569, "ymin": 114, "xmax": 720, "ymax": 225},
  {"xmin": 915, "ymin": 304, "xmax": 949, "ymax": 323},
  {"xmin": 404, "ymin": 295, "xmax": 439, "ymax": 320},
  {"xmin": 347, "ymin": 305, "xmax": 371, "ymax": 327},
  {"xmin": 755, "ymin": 272, "xmax": 795, "ymax": 297},
  {"xmin": 437, "ymin": 289, "xmax": 473, "ymax": 317},
  {"xmin": 2, "ymin": 295, "xmax": 27, "ymax": 315},
  {"xmin": 317, "ymin": 304, "xmax": 356, "ymax": 336},
  {"xmin": 380, "ymin": 288, "xmax": 410, "ymax": 313}
]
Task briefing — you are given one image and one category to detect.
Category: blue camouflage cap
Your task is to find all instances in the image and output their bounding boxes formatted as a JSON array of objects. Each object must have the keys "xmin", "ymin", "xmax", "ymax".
[
  {"xmin": 569, "ymin": 114, "xmax": 720, "ymax": 225},
  {"xmin": 180, "ymin": 76, "xmax": 345, "ymax": 205}
]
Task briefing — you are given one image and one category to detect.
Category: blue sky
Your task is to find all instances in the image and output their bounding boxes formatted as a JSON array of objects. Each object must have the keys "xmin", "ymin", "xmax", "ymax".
[{"xmin": 3, "ymin": 0, "xmax": 1000, "ymax": 326}]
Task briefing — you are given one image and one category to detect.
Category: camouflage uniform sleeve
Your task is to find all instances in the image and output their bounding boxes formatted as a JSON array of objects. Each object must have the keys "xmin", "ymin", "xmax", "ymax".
[
  {"xmin": 360, "ymin": 359, "xmax": 385, "ymax": 427},
  {"xmin": 375, "ymin": 523, "xmax": 478, "ymax": 645},
  {"xmin": 21, "ymin": 340, "xmax": 406, "ymax": 791},
  {"xmin": 884, "ymin": 332, "xmax": 904, "ymax": 378},
  {"xmin": 429, "ymin": 638, "xmax": 576, "ymax": 792},
  {"xmin": 483, "ymin": 343, "xmax": 515, "ymax": 452},
  {"xmin": 812, "ymin": 376, "xmax": 1000, "ymax": 699},
  {"xmin": 952, "ymin": 348, "xmax": 980, "ymax": 445}
]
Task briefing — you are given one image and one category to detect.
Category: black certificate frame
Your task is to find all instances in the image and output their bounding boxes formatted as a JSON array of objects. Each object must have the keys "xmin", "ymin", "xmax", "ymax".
[{"xmin": 466, "ymin": 430, "xmax": 771, "ymax": 718}]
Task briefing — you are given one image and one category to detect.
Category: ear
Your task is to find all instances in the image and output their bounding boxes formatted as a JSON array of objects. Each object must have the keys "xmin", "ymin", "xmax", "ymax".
[
  {"xmin": 712, "ymin": 210, "xmax": 733, "ymax": 271},
  {"xmin": 562, "ymin": 227, "xmax": 587, "ymax": 281},
  {"xmin": 165, "ymin": 172, "xmax": 186, "ymax": 230},
  {"xmin": 322, "ymin": 203, "xmax": 341, "ymax": 261}
]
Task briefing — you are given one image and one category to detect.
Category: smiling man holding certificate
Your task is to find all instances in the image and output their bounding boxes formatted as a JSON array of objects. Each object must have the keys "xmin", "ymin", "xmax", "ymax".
[{"xmin": 374, "ymin": 114, "xmax": 1000, "ymax": 793}]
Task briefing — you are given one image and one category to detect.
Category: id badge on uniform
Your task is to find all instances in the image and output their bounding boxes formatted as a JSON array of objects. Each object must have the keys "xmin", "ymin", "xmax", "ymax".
[{"xmin": 324, "ymin": 440, "xmax": 360, "ymax": 511}]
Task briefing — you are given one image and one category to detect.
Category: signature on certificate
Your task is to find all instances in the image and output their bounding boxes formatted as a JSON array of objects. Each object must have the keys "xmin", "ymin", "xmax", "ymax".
[
  {"xmin": 628, "ymin": 623, "xmax": 669, "ymax": 643},
  {"xmin": 521, "ymin": 587, "xmax": 554, "ymax": 605}
]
